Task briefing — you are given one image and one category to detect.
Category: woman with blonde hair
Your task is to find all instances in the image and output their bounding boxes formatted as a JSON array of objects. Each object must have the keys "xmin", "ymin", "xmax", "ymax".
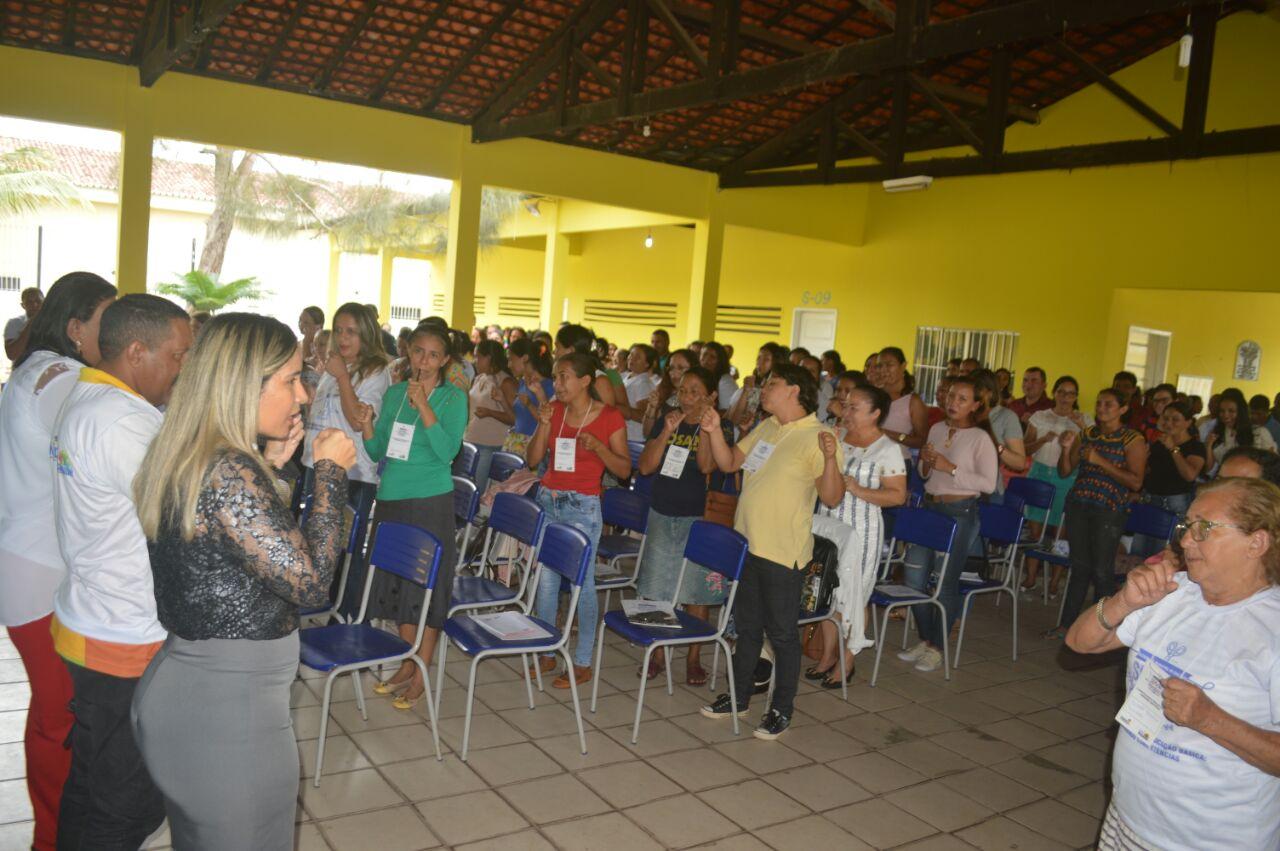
[
  {"xmin": 132, "ymin": 313, "xmax": 356, "ymax": 851},
  {"xmin": 302, "ymin": 302, "xmax": 390, "ymax": 615}
]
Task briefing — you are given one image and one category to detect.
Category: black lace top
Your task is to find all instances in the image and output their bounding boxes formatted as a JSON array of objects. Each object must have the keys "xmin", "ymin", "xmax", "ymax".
[{"xmin": 149, "ymin": 451, "xmax": 348, "ymax": 641}]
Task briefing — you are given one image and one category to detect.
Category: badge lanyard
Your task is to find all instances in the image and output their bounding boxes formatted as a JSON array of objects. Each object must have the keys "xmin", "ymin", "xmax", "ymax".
[
  {"xmin": 553, "ymin": 401, "xmax": 594, "ymax": 473},
  {"xmin": 742, "ymin": 424, "xmax": 797, "ymax": 474},
  {"xmin": 660, "ymin": 424, "xmax": 693, "ymax": 478},
  {"xmin": 386, "ymin": 378, "xmax": 441, "ymax": 462}
]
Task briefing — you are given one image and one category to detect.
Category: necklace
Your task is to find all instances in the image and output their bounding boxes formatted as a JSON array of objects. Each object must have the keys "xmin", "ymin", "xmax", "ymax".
[{"xmin": 944, "ymin": 427, "xmax": 958, "ymax": 449}]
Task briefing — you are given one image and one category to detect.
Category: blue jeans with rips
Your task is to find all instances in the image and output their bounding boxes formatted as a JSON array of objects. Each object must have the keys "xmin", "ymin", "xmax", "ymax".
[{"xmin": 534, "ymin": 488, "xmax": 602, "ymax": 668}]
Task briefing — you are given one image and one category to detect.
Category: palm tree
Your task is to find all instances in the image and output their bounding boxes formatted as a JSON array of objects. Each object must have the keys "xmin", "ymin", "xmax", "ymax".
[
  {"xmin": 0, "ymin": 147, "xmax": 91, "ymax": 219},
  {"xmin": 195, "ymin": 146, "xmax": 520, "ymax": 276},
  {"xmin": 157, "ymin": 270, "xmax": 267, "ymax": 312}
]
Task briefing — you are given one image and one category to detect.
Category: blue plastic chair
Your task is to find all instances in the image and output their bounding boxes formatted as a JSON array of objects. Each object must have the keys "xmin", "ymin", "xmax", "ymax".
[
  {"xmin": 590, "ymin": 521, "xmax": 749, "ymax": 743},
  {"xmin": 436, "ymin": 523, "xmax": 593, "ymax": 761},
  {"xmin": 955, "ymin": 503, "xmax": 1024, "ymax": 666},
  {"xmin": 905, "ymin": 463, "xmax": 926, "ymax": 507},
  {"xmin": 487, "ymin": 450, "xmax": 526, "ymax": 484},
  {"xmin": 595, "ymin": 487, "xmax": 651, "ymax": 611},
  {"xmin": 866, "ymin": 507, "xmax": 958, "ymax": 686},
  {"xmin": 626, "ymin": 440, "xmax": 646, "ymax": 469},
  {"xmin": 453, "ymin": 475, "xmax": 480, "ymax": 569},
  {"xmin": 452, "ymin": 440, "xmax": 479, "ymax": 479},
  {"xmin": 298, "ymin": 522, "xmax": 444, "ymax": 785}
]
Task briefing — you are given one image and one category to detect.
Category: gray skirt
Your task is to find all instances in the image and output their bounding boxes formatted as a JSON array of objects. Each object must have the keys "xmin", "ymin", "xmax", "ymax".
[
  {"xmin": 367, "ymin": 493, "xmax": 457, "ymax": 628},
  {"xmin": 132, "ymin": 633, "xmax": 300, "ymax": 851}
]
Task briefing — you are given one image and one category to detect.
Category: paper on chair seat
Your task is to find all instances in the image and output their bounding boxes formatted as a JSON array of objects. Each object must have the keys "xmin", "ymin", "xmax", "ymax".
[
  {"xmin": 469, "ymin": 611, "xmax": 553, "ymax": 641},
  {"xmin": 959, "ymin": 571, "xmax": 984, "ymax": 583},
  {"xmin": 621, "ymin": 599, "xmax": 681, "ymax": 628}
]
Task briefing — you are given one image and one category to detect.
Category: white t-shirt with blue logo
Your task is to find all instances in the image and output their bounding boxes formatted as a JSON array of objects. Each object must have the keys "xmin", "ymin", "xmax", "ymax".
[{"xmin": 1113, "ymin": 572, "xmax": 1280, "ymax": 850}]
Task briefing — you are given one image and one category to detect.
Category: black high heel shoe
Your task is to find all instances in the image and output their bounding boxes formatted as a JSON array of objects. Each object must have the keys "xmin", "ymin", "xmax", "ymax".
[
  {"xmin": 820, "ymin": 664, "xmax": 856, "ymax": 689},
  {"xmin": 803, "ymin": 664, "xmax": 835, "ymax": 681}
]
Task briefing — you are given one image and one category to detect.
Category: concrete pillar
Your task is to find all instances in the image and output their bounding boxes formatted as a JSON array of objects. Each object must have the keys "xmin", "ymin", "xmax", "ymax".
[
  {"xmin": 442, "ymin": 176, "xmax": 482, "ymax": 331},
  {"xmin": 539, "ymin": 201, "xmax": 570, "ymax": 331},
  {"xmin": 326, "ymin": 236, "xmax": 341, "ymax": 319},
  {"xmin": 378, "ymin": 247, "xmax": 394, "ymax": 328},
  {"xmin": 685, "ymin": 200, "xmax": 725, "ymax": 343},
  {"xmin": 115, "ymin": 97, "xmax": 153, "ymax": 294}
]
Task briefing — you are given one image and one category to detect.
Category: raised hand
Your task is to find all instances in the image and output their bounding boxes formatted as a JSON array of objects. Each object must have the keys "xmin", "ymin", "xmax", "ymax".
[
  {"xmin": 1059, "ymin": 430, "xmax": 1077, "ymax": 449},
  {"xmin": 263, "ymin": 414, "xmax": 305, "ymax": 469},
  {"xmin": 324, "ymin": 352, "xmax": 347, "ymax": 381},
  {"xmin": 407, "ymin": 379, "xmax": 429, "ymax": 413},
  {"xmin": 1118, "ymin": 559, "xmax": 1179, "ymax": 611},
  {"xmin": 313, "ymin": 428, "xmax": 357, "ymax": 470},
  {"xmin": 700, "ymin": 406, "xmax": 721, "ymax": 432},
  {"xmin": 537, "ymin": 401, "xmax": 555, "ymax": 427},
  {"xmin": 818, "ymin": 430, "xmax": 837, "ymax": 459},
  {"xmin": 664, "ymin": 409, "xmax": 684, "ymax": 433},
  {"xmin": 579, "ymin": 432, "xmax": 604, "ymax": 455},
  {"xmin": 352, "ymin": 402, "xmax": 374, "ymax": 433}
]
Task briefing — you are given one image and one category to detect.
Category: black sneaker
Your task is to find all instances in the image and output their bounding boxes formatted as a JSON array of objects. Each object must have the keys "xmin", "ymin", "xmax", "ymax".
[
  {"xmin": 752, "ymin": 659, "xmax": 773, "ymax": 695},
  {"xmin": 700, "ymin": 693, "xmax": 748, "ymax": 720},
  {"xmin": 753, "ymin": 709, "xmax": 791, "ymax": 741}
]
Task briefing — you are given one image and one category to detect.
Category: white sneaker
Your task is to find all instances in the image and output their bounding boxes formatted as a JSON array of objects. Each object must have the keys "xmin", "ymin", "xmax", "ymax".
[
  {"xmin": 914, "ymin": 647, "xmax": 943, "ymax": 672},
  {"xmin": 897, "ymin": 641, "xmax": 928, "ymax": 663}
]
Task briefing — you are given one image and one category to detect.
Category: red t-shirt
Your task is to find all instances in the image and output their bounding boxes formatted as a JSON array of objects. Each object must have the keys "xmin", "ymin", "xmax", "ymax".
[{"xmin": 541, "ymin": 401, "xmax": 626, "ymax": 496}]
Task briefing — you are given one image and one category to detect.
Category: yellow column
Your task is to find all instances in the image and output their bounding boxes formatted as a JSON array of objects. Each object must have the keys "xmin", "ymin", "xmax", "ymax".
[
  {"xmin": 685, "ymin": 199, "xmax": 725, "ymax": 343},
  {"xmin": 442, "ymin": 176, "xmax": 482, "ymax": 331},
  {"xmin": 378, "ymin": 248, "xmax": 394, "ymax": 328},
  {"xmin": 115, "ymin": 93, "xmax": 153, "ymax": 294},
  {"xmin": 539, "ymin": 201, "xmax": 570, "ymax": 331},
  {"xmin": 326, "ymin": 236, "xmax": 342, "ymax": 320}
]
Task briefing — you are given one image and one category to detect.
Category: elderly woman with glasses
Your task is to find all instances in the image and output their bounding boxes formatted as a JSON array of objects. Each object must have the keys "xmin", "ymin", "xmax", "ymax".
[{"xmin": 1066, "ymin": 477, "xmax": 1280, "ymax": 851}]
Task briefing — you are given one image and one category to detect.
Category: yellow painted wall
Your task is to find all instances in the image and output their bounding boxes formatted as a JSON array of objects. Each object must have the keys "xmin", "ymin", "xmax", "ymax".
[{"xmin": 1103, "ymin": 288, "xmax": 1280, "ymax": 398}]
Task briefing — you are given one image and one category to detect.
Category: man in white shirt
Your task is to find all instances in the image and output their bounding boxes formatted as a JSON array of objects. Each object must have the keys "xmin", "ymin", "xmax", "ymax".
[
  {"xmin": 4, "ymin": 286, "xmax": 43, "ymax": 362},
  {"xmin": 51, "ymin": 293, "xmax": 192, "ymax": 849}
]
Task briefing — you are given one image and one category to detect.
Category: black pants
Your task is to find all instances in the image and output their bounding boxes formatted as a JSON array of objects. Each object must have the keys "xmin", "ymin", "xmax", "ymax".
[
  {"xmin": 731, "ymin": 552, "xmax": 805, "ymax": 717},
  {"xmin": 1059, "ymin": 500, "xmax": 1127, "ymax": 628},
  {"xmin": 58, "ymin": 662, "xmax": 165, "ymax": 851}
]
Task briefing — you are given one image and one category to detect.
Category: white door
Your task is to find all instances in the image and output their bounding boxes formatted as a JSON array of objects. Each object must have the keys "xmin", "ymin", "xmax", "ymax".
[{"xmin": 792, "ymin": 308, "xmax": 837, "ymax": 354}]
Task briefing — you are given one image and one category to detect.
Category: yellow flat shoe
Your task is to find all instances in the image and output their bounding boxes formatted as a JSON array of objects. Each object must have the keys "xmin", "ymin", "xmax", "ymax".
[
  {"xmin": 392, "ymin": 688, "xmax": 425, "ymax": 711},
  {"xmin": 373, "ymin": 679, "xmax": 411, "ymax": 696}
]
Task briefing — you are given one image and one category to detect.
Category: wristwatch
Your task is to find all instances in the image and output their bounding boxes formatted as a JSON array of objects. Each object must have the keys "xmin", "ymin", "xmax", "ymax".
[
  {"xmin": 1171, "ymin": 447, "xmax": 1181, "ymax": 455},
  {"xmin": 897, "ymin": 432, "xmax": 906, "ymax": 443}
]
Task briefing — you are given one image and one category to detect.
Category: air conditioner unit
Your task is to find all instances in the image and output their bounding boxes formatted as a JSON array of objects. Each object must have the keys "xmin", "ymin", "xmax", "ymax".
[{"xmin": 881, "ymin": 175, "xmax": 934, "ymax": 193}]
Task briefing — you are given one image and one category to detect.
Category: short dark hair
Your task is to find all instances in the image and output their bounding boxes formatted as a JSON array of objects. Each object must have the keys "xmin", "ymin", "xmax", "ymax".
[
  {"xmin": 20, "ymin": 286, "xmax": 42, "ymax": 300},
  {"xmin": 769, "ymin": 362, "xmax": 819, "ymax": 414},
  {"xmin": 651, "ymin": 329, "xmax": 669, "ymax": 340},
  {"xmin": 681, "ymin": 365, "xmax": 716, "ymax": 396},
  {"xmin": 1113, "ymin": 371, "xmax": 1138, "ymax": 386},
  {"xmin": 631, "ymin": 343, "xmax": 658, "ymax": 373},
  {"xmin": 1221, "ymin": 446, "xmax": 1280, "ymax": 486},
  {"xmin": 1024, "ymin": 366, "xmax": 1047, "ymax": 382},
  {"xmin": 98, "ymin": 294, "xmax": 188, "ymax": 362},
  {"xmin": 16, "ymin": 271, "xmax": 116, "ymax": 368},
  {"xmin": 791, "ymin": 346, "xmax": 811, "ymax": 359},
  {"xmin": 701, "ymin": 341, "xmax": 730, "ymax": 379},
  {"xmin": 302, "ymin": 305, "xmax": 324, "ymax": 326},
  {"xmin": 555, "ymin": 323, "xmax": 597, "ymax": 355},
  {"xmin": 1250, "ymin": 394, "xmax": 1271, "ymax": 412}
]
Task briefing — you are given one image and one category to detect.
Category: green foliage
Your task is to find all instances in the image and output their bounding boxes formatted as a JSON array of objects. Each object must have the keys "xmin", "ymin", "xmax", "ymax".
[
  {"xmin": 0, "ymin": 147, "xmax": 91, "ymax": 219},
  {"xmin": 156, "ymin": 270, "xmax": 268, "ymax": 312}
]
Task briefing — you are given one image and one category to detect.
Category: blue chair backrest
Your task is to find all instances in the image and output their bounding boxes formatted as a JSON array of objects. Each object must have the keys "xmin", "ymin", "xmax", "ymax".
[
  {"xmin": 537, "ymin": 523, "xmax": 593, "ymax": 586},
  {"xmin": 891, "ymin": 507, "xmax": 958, "ymax": 554},
  {"xmin": 632, "ymin": 473, "xmax": 654, "ymax": 498},
  {"xmin": 488, "ymin": 451, "xmax": 526, "ymax": 483},
  {"xmin": 452, "ymin": 441, "xmax": 478, "ymax": 478},
  {"xmin": 488, "ymin": 493, "xmax": 544, "ymax": 546},
  {"xmin": 978, "ymin": 502, "xmax": 1025, "ymax": 547},
  {"xmin": 1006, "ymin": 476, "xmax": 1055, "ymax": 512},
  {"xmin": 626, "ymin": 440, "xmax": 645, "ymax": 467},
  {"xmin": 906, "ymin": 463, "xmax": 926, "ymax": 507},
  {"xmin": 1126, "ymin": 503, "xmax": 1178, "ymax": 540},
  {"xmin": 453, "ymin": 476, "xmax": 479, "ymax": 526},
  {"xmin": 369, "ymin": 522, "xmax": 443, "ymax": 589},
  {"xmin": 602, "ymin": 487, "xmax": 650, "ymax": 534},
  {"xmin": 683, "ymin": 521, "xmax": 749, "ymax": 582}
]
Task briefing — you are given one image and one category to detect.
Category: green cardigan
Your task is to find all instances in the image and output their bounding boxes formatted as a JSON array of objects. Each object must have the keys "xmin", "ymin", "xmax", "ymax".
[{"xmin": 364, "ymin": 380, "xmax": 467, "ymax": 501}]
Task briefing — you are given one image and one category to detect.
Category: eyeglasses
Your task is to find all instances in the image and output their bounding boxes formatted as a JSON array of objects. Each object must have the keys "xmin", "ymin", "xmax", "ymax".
[{"xmin": 1174, "ymin": 518, "xmax": 1246, "ymax": 542}]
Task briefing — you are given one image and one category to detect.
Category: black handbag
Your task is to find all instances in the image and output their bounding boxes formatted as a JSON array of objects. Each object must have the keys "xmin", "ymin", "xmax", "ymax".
[{"xmin": 799, "ymin": 534, "xmax": 840, "ymax": 617}]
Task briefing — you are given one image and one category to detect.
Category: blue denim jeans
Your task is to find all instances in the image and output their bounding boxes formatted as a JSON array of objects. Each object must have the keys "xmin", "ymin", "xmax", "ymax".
[
  {"xmin": 1131, "ymin": 491, "xmax": 1192, "ymax": 558},
  {"xmin": 902, "ymin": 497, "xmax": 980, "ymax": 648},
  {"xmin": 534, "ymin": 488, "xmax": 602, "ymax": 668},
  {"xmin": 472, "ymin": 443, "xmax": 500, "ymax": 496}
]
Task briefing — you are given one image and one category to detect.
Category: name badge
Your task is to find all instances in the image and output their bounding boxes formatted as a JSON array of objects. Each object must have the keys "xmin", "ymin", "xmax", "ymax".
[
  {"xmin": 1115, "ymin": 660, "xmax": 1169, "ymax": 744},
  {"xmin": 742, "ymin": 440, "xmax": 776, "ymax": 473},
  {"xmin": 387, "ymin": 422, "xmax": 415, "ymax": 461},
  {"xmin": 554, "ymin": 437, "xmax": 577, "ymax": 472},
  {"xmin": 660, "ymin": 444, "xmax": 690, "ymax": 478}
]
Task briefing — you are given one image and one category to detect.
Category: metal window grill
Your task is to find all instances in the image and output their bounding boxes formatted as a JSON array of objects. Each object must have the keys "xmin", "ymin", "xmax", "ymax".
[{"xmin": 912, "ymin": 326, "xmax": 1019, "ymax": 405}]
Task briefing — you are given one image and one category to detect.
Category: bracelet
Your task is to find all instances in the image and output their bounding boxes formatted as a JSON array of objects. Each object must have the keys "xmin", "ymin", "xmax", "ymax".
[{"xmin": 1096, "ymin": 596, "xmax": 1118, "ymax": 631}]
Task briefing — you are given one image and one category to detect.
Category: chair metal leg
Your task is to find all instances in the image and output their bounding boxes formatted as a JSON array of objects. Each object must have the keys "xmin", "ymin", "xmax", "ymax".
[
  {"xmin": 521, "ymin": 653, "xmax": 536, "ymax": 710},
  {"xmin": 708, "ymin": 643, "xmax": 720, "ymax": 692},
  {"xmin": 870, "ymin": 607, "xmax": 889, "ymax": 687},
  {"xmin": 632, "ymin": 645, "xmax": 653, "ymax": 744},
  {"xmin": 718, "ymin": 637, "xmax": 740, "ymax": 737},
  {"xmin": 313, "ymin": 673, "xmax": 337, "ymax": 787},
  {"xmin": 561, "ymin": 646, "xmax": 587, "ymax": 754},
  {"xmin": 460, "ymin": 654, "xmax": 482, "ymax": 762},
  {"xmin": 935, "ymin": 600, "xmax": 951, "ymax": 681},
  {"xmin": 832, "ymin": 615, "xmax": 849, "ymax": 700},
  {"xmin": 590, "ymin": 621, "xmax": 607, "ymax": 713},
  {"xmin": 955, "ymin": 596, "xmax": 973, "ymax": 667},
  {"xmin": 410, "ymin": 654, "xmax": 442, "ymax": 761},
  {"xmin": 663, "ymin": 646, "xmax": 674, "ymax": 696},
  {"xmin": 434, "ymin": 638, "xmax": 448, "ymax": 721},
  {"xmin": 351, "ymin": 670, "xmax": 367, "ymax": 720},
  {"xmin": 1010, "ymin": 588, "xmax": 1019, "ymax": 661}
]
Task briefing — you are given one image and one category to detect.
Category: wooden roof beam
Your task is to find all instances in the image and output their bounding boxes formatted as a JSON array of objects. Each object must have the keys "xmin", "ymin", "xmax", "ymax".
[
  {"xmin": 139, "ymin": 0, "xmax": 247, "ymax": 86},
  {"xmin": 474, "ymin": 0, "xmax": 1213, "ymax": 142},
  {"xmin": 1046, "ymin": 39, "xmax": 1179, "ymax": 136}
]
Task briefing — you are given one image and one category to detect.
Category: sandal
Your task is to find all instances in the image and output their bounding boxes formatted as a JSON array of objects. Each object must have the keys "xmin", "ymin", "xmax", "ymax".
[
  {"xmin": 821, "ymin": 664, "xmax": 856, "ymax": 689},
  {"xmin": 804, "ymin": 664, "xmax": 835, "ymax": 681},
  {"xmin": 1040, "ymin": 626, "xmax": 1066, "ymax": 641},
  {"xmin": 686, "ymin": 664, "xmax": 708, "ymax": 687},
  {"xmin": 638, "ymin": 655, "xmax": 666, "ymax": 680}
]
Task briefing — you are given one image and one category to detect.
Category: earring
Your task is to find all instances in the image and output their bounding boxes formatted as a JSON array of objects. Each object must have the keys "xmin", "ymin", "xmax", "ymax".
[{"xmin": 73, "ymin": 338, "xmax": 82, "ymax": 351}]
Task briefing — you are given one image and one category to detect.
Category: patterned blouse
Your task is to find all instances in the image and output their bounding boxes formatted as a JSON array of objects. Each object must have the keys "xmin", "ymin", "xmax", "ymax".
[
  {"xmin": 1069, "ymin": 425, "xmax": 1142, "ymax": 512},
  {"xmin": 149, "ymin": 451, "xmax": 347, "ymax": 641}
]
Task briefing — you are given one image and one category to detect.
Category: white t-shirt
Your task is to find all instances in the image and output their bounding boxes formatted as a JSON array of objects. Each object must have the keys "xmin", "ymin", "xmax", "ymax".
[
  {"xmin": 1210, "ymin": 425, "xmax": 1278, "ymax": 468},
  {"xmin": 51, "ymin": 371, "xmax": 166, "ymax": 647},
  {"xmin": 623, "ymin": 371, "xmax": 659, "ymax": 442},
  {"xmin": 1113, "ymin": 573, "xmax": 1280, "ymax": 850},
  {"xmin": 0, "ymin": 351, "xmax": 82, "ymax": 625},
  {"xmin": 4, "ymin": 315, "xmax": 27, "ymax": 344},
  {"xmin": 303, "ymin": 365, "xmax": 391, "ymax": 484},
  {"xmin": 1027, "ymin": 409, "xmax": 1093, "ymax": 466}
]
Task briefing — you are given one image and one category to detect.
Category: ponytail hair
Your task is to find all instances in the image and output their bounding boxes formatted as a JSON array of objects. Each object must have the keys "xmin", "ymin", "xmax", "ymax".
[
  {"xmin": 556, "ymin": 352, "xmax": 600, "ymax": 402},
  {"xmin": 879, "ymin": 346, "xmax": 915, "ymax": 394}
]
